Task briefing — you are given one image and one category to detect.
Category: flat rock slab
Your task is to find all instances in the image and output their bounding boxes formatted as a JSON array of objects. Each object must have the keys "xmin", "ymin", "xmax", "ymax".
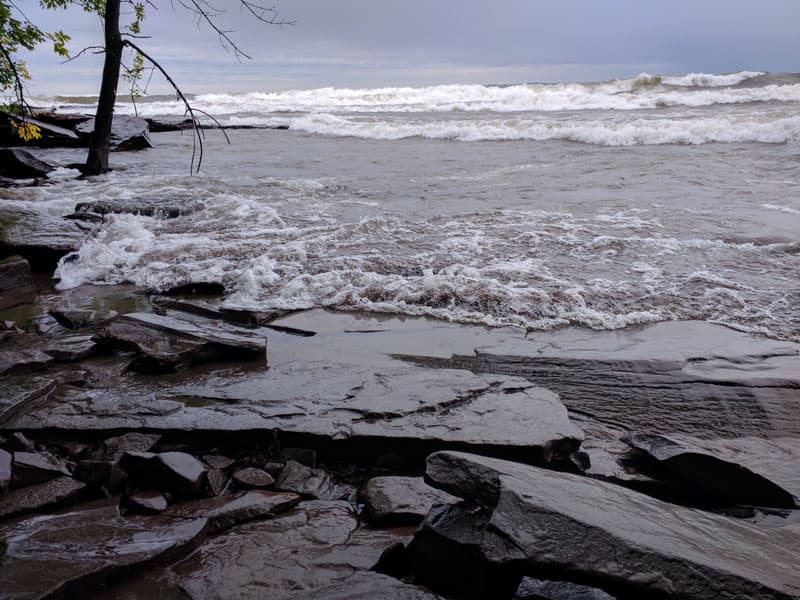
[
  {"xmin": 164, "ymin": 490, "xmax": 300, "ymax": 533},
  {"xmin": 0, "ymin": 500, "xmax": 208, "ymax": 599},
  {"xmin": 0, "ymin": 148, "xmax": 54, "ymax": 179},
  {"xmin": 0, "ymin": 111, "xmax": 80, "ymax": 147},
  {"xmin": 624, "ymin": 433, "xmax": 800, "ymax": 509},
  {"xmin": 49, "ymin": 307, "xmax": 119, "ymax": 329},
  {"xmin": 0, "ymin": 475, "xmax": 86, "ymax": 519},
  {"xmin": 364, "ymin": 476, "xmax": 461, "ymax": 525},
  {"xmin": 0, "ymin": 206, "xmax": 86, "ymax": 270},
  {"xmin": 96, "ymin": 312, "xmax": 267, "ymax": 372},
  {"xmin": 161, "ymin": 500, "xmax": 412, "ymax": 600},
  {"xmin": 300, "ymin": 571, "xmax": 447, "ymax": 599},
  {"xmin": 422, "ymin": 451, "xmax": 800, "ymax": 600}
]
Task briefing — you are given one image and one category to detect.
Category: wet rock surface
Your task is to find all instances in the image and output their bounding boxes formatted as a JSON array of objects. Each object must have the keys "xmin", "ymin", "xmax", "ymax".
[
  {"xmin": 0, "ymin": 475, "xmax": 86, "ymax": 519},
  {"xmin": 160, "ymin": 500, "xmax": 411, "ymax": 600},
  {"xmin": 364, "ymin": 476, "xmax": 461, "ymax": 525},
  {"xmin": 0, "ymin": 255, "xmax": 33, "ymax": 290},
  {"xmin": 0, "ymin": 206, "xmax": 86, "ymax": 270},
  {"xmin": 0, "ymin": 148, "xmax": 55, "ymax": 179},
  {"xmin": 1, "ymin": 301, "xmax": 799, "ymax": 599},
  {"xmin": 418, "ymin": 451, "xmax": 800, "ymax": 600},
  {"xmin": 0, "ymin": 500, "xmax": 208, "ymax": 599},
  {"xmin": 95, "ymin": 312, "xmax": 267, "ymax": 372},
  {"xmin": 623, "ymin": 432, "xmax": 800, "ymax": 508}
]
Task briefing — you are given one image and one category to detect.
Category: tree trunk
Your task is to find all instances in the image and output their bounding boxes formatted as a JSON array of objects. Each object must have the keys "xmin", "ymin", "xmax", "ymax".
[{"xmin": 84, "ymin": 0, "xmax": 122, "ymax": 175}]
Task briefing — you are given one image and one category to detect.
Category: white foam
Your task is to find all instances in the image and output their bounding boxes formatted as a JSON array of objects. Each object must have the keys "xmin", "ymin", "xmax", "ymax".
[
  {"xmin": 663, "ymin": 71, "xmax": 765, "ymax": 87},
  {"xmin": 287, "ymin": 113, "xmax": 800, "ymax": 146}
]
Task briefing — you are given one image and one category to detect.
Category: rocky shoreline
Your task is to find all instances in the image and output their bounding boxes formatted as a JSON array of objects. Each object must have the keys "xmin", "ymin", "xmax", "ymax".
[{"xmin": 1, "ymin": 118, "xmax": 800, "ymax": 599}]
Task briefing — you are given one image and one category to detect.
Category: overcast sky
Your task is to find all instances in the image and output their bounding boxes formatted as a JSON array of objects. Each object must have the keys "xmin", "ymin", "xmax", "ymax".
[{"xmin": 18, "ymin": 0, "xmax": 800, "ymax": 95}]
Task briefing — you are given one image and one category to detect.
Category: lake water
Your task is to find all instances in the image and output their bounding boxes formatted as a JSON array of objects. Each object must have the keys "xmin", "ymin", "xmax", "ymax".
[{"xmin": 7, "ymin": 70, "xmax": 800, "ymax": 341}]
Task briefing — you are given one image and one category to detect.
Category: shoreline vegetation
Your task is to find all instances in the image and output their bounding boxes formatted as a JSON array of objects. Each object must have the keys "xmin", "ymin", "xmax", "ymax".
[{"xmin": 1, "ymin": 113, "xmax": 799, "ymax": 599}]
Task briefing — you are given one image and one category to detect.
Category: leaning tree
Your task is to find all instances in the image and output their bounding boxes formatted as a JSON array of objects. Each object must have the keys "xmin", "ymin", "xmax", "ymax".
[{"xmin": 3, "ymin": 0, "xmax": 291, "ymax": 174}]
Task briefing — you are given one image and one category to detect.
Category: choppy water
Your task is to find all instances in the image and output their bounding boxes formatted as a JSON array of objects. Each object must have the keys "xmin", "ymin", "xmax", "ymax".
[{"xmin": 7, "ymin": 71, "xmax": 800, "ymax": 341}]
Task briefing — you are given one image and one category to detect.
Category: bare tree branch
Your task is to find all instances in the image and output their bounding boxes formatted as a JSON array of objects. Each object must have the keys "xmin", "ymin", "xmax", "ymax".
[
  {"xmin": 123, "ymin": 38, "xmax": 230, "ymax": 173},
  {"xmin": 0, "ymin": 40, "xmax": 31, "ymax": 114}
]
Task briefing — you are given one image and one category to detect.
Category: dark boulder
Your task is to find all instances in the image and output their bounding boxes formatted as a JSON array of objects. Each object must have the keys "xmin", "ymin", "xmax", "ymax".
[
  {"xmin": 0, "ymin": 148, "xmax": 54, "ymax": 179},
  {"xmin": 0, "ymin": 111, "xmax": 81, "ymax": 147},
  {"xmin": 417, "ymin": 451, "xmax": 800, "ymax": 600},
  {"xmin": 32, "ymin": 110, "xmax": 93, "ymax": 130},
  {"xmin": 623, "ymin": 432, "xmax": 799, "ymax": 509},
  {"xmin": 75, "ymin": 115, "xmax": 153, "ymax": 151},
  {"xmin": 146, "ymin": 116, "xmax": 195, "ymax": 132}
]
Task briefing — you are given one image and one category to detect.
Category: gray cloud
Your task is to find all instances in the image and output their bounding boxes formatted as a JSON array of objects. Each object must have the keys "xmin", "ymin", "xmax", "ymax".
[{"xmin": 18, "ymin": 0, "xmax": 800, "ymax": 94}]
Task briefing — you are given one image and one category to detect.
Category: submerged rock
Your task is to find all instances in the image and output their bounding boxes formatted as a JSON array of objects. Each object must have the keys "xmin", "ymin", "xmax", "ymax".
[
  {"xmin": 0, "ymin": 500, "xmax": 208, "ymax": 598},
  {"xmin": 416, "ymin": 451, "xmax": 800, "ymax": 600},
  {"xmin": 70, "ymin": 197, "xmax": 205, "ymax": 220},
  {"xmin": 75, "ymin": 115, "xmax": 153, "ymax": 151},
  {"xmin": 623, "ymin": 433, "xmax": 800, "ymax": 509},
  {"xmin": 363, "ymin": 476, "xmax": 461, "ymax": 525}
]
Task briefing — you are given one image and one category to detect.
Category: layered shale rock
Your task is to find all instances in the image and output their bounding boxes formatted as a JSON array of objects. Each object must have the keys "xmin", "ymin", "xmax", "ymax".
[{"xmin": 412, "ymin": 451, "xmax": 800, "ymax": 600}]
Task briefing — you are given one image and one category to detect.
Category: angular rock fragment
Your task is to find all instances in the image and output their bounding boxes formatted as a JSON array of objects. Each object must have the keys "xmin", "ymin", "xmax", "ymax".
[
  {"xmin": 233, "ymin": 467, "xmax": 275, "ymax": 489},
  {"xmin": 0, "ymin": 348, "xmax": 55, "ymax": 376},
  {"xmin": 163, "ymin": 500, "xmax": 410, "ymax": 598},
  {"xmin": 119, "ymin": 451, "xmax": 207, "ymax": 497},
  {"xmin": 50, "ymin": 307, "xmax": 118, "ymax": 329},
  {"xmin": 0, "ymin": 476, "xmax": 86, "ymax": 519},
  {"xmin": 280, "ymin": 447, "xmax": 317, "ymax": 468},
  {"xmin": 100, "ymin": 432, "xmax": 161, "ymax": 461},
  {"xmin": 0, "ymin": 376, "xmax": 56, "ymax": 425},
  {"xmin": 623, "ymin": 433, "xmax": 799, "ymax": 509},
  {"xmin": 515, "ymin": 577, "xmax": 617, "ymax": 600},
  {"xmin": 73, "ymin": 458, "xmax": 126, "ymax": 490},
  {"xmin": 43, "ymin": 332, "xmax": 98, "ymax": 361},
  {"xmin": 364, "ymin": 476, "xmax": 460, "ymax": 525},
  {"xmin": 75, "ymin": 115, "xmax": 153, "ymax": 151},
  {"xmin": 206, "ymin": 468, "xmax": 229, "ymax": 496},
  {"xmin": 12, "ymin": 450, "xmax": 71, "ymax": 486},
  {"xmin": 275, "ymin": 460, "xmax": 340, "ymax": 500},
  {"xmin": 0, "ymin": 254, "xmax": 33, "ymax": 290},
  {"xmin": 419, "ymin": 451, "xmax": 800, "ymax": 600},
  {"xmin": 164, "ymin": 490, "xmax": 300, "ymax": 533},
  {"xmin": 0, "ymin": 500, "xmax": 208, "ymax": 598},
  {"xmin": 95, "ymin": 312, "xmax": 267, "ymax": 373},
  {"xmin": 123, "ymin": 490, "xmax": 168, "ymax": 514},
  {"xmin": 202, "ymin": 454, "xmax": 235, "ymax": 470}
]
